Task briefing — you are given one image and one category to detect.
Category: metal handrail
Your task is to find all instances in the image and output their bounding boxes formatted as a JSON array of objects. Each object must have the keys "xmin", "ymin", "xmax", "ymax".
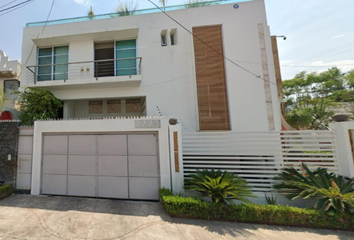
[
  {"xmin": 26, "ymin": 57, "xmax": 142, "ymax": 84},
  {"xmin": 26, "ymin": 57, "xmax": 142, "ymax": 68}
]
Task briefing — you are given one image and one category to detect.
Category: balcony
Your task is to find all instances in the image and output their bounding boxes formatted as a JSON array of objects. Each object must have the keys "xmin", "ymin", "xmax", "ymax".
[{"xmin": 25, "ymin": 57, "xmax": 142, "ymax": 89}]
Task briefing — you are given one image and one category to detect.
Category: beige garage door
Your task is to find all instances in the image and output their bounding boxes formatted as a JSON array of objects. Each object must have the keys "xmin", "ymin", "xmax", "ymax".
[{"xmin": 41, "ymin": 133, "xmax": 159, "ymax": 200}]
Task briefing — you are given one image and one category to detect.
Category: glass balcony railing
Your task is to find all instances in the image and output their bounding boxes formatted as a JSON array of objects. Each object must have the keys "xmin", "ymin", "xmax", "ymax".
[{"xmin": 26, "ymin": 0, "xmax": 258, "ymax": 27}]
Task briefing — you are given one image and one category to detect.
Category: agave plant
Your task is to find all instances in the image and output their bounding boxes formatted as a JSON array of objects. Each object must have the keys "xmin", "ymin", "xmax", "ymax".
[
  {"xmin": 274, "ymin": 163, "xmax": 354, "ymax": 213},
  {"xmin": 184, "ymin": 170, "xmax": 255, "ymax": 204}
]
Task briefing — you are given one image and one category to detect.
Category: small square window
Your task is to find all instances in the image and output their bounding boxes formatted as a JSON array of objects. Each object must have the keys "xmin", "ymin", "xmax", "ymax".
[
  {"xmin": 107, "ymin": 100, "xmax": 121, "ymax": 113},
  {"xmin": 161, "ymin": 29, "xmax": 167, "ymax": 46},
  {"xmin": 89, "ymin": 101, "xmax": 103, "ymax": 114},
  {"xmin": 170, "ymin": 28, "xmax": 177, "ymax": 45}
]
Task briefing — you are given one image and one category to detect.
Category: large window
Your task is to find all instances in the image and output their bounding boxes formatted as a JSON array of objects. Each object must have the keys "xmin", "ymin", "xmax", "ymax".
[
  {"xmin": 115, "ymin": 40, "xmax": 137, "ymax": 76},
  {"xmin": 37, "ymin": 46, "xmax": 68, "ymax": 81}
]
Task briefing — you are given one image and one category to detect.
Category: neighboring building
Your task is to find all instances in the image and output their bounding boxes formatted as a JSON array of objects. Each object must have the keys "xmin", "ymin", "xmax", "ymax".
[
  {"xmin": 0, "ymin": 50, "xmax": 20, "ymax": 120},
  {"xmin": 19, "ymin": 0, "xmax": 282, "ymax": 200}
]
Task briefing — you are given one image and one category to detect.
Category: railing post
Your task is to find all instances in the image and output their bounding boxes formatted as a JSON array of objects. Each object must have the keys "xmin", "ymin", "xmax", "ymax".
[
  {"xmin": 95, "ymin": 61, "xmax": 98, "ymax": 80},
  {"xmin": 33, "ymin": 67, "xmax": 36, "ymax": 85}
]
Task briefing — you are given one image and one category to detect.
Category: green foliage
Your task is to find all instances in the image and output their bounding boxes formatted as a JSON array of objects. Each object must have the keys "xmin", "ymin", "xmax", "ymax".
[
  {"xmin": 88, "ymin": 5, "xmax": 95, "ymax": 18},
  {"xmin": 159, "ymin": 187, "xmax": 174, "ymax": 197},
  {"xmin": 184, "ymin": 170, "xmax": 255, "ymax": 204},
  {"xmin": 159, "ymin": 189, "xmax": 354, "ymax": 231},
  {"xmin": 0, "ymin": 184, "xmax": 13, "ymax": 199},
  {"xmin": 184, "ymin": 0, "xmax": 211, "ymax": 8},
  {"xmin": 16, "ymin": 87, "xmax": 62, "ymax": 126},
  {"xmin": 265, "ymin": 194, "xmax": 277, "ymax": 205},
  {"xmin": 0, "ymin": 86, "xmax": 7, "ymax": 112},
  {"xmin": 116, "ymin": 0, "xmax": 138, "ymax": 16},
  {"xmin": 283, "ymin": 67, "xmax": 354, "ymax": 129},
  {"xmin": 274, "ymin": 163, "xmax": 354, "ymax": 213}
]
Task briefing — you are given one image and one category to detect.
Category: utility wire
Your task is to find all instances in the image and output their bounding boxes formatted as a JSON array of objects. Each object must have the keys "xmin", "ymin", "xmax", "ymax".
[
  {"xmin": 0, "ymin": 0, "xmax": 35, "ymax": 17},
  {"xmin": 0, "ymin": 0, "xmax": 18, "ymax": 10},
  {"xmin": 20, "ymin": 0, "xmax": 56, "ymax": 80},
  {"xmin": 0, "ymin": 0, "xmax": 34, "ymax": 13},
  {"xmin": 146, "ymin": 0, "xmax": 277, "ymax": 86}
]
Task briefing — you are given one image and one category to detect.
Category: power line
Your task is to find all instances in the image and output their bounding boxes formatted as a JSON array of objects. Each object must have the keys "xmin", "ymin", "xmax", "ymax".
[
  {"xmin": 0, "ymin": 0, "xmax": 35, "ymax": 17},
  {"xmin": 0, "ymin": 0, "xmax": 18, "ymax": 10},
  {"xmin": 0, "ymin": 0, "xmax": 34, "ymax": 13},
  {"xmin": 146, "ymin": 0, "xmax": 277, "ymax": 86},
  {"xmin": 291, "ymin": 40, "xmax": 354, "ymax": 64},
  {"xmin": 20, "ymin": 0, "xmax": 56, "ymax": 80}
]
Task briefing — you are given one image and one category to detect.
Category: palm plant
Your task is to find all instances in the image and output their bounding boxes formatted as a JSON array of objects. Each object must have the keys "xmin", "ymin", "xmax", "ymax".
[
  {"xmin": 184, "ymin": 0, "xmax": 211, "ymax": 8},
  {"xmin": 159, "ymin": 0, "xmax": 167, "ymax": 9},
  {"xmin": 116, "ymin": 0, "xmax": 138, "ymax": 16},
  {"xmin": 0, "ymin": 86, "xmax": 7, "ymax": 113},
  {"xmin": 184, "ymin": 170, "xmax": 255, "ymax": 204},
  {"xmin": 274, "ymin": 163, "xmax": 354, "ymax": 213},
  {"xmin": 87, "ymin": 5, "xmax": 95, "ymax": 19}
]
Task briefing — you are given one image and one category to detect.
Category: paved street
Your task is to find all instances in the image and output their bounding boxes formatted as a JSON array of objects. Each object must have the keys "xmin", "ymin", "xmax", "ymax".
[{"xmin": 0, "ymin": 195, "xmax": 353, "ymax": 240}]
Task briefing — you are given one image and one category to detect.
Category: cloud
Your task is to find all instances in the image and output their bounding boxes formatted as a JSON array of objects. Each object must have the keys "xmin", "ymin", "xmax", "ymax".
[
  {"xmin": 72, "ymin": 0, "xmax": 92, "ymax": 7},
  {"xmin": 331, "ymin": 34, "xmax": 346, "ymax": 39}
]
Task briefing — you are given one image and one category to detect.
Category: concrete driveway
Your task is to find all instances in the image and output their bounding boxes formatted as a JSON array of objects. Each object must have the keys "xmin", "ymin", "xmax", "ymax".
[{"xmin": 0, "ymin": 195, "xmax": 353, "ymax": 240}]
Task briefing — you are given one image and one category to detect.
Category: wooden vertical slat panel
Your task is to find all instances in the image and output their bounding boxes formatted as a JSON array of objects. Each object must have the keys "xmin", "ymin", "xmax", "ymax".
[
  {"xmin": 174, "ymin": 132, "xmax": 180, "ymax": 172},
  {"xmin": 193, "ymin": 25, "xmax": 230, "ymax": 131}
]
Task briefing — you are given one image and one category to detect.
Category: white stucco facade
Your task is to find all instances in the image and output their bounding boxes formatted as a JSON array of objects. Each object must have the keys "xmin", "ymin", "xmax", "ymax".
[
  {"xmin": 0, "ymin": 50, "xmax": 21, "ymax": 119},
  {"xmin": 21, "ymin": 0, "xmax": 281, "ymax": 132}
]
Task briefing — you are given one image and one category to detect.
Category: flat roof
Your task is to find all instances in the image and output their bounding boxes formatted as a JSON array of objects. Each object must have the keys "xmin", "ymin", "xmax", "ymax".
[{"xmin": 26, "ymin": 0, "xmax": 258, "ymax": 27}]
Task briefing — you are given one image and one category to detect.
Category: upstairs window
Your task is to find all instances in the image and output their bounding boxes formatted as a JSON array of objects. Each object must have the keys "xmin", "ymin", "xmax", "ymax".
[
  {"xmin": 115, "ymin": 40, "xmax": 137, "ymax": 76},
  {"xmin": 37, "ymin": 46, "xmax": 68, "ymax": 81},
  {"xmin": 170, "ymin": 29, "xmax": 177, "ymax": 45}
]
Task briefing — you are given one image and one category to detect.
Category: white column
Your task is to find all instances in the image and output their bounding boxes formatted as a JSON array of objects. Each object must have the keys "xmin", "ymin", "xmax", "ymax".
[
  {"xmin": 329, "ymin": 122, "xmax": 354, "ymax": 178},
  {"xmin": 168, "ymin": 124, "xmax": 184, "ymax": 194}
]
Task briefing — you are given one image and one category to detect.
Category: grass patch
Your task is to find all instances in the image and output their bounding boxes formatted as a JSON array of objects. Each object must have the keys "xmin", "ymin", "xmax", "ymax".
[
  {"xmin": 159, "ymin": 188, "xmax": 354, "ymax": 231},
  {"xmin": 0, "ymin": 184, "xmax": 13, "ymax": 200}
]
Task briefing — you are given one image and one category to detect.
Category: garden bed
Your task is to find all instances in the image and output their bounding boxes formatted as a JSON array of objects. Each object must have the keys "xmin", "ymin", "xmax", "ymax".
[
  {"xmin": 159, "ymin": 188, "xmax": 354, "ymax": 231},
  {"xmin": 0, "ymin": 184, "xmax": 13, "ymax": 201}
]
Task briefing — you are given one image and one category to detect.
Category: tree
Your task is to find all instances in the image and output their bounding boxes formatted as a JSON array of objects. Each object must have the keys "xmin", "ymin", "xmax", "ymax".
[
  {"xmin": 116, "ymin": 0, "xmax": 138, "ymax": 16},
  {"xmin": 16, "ymin": 88, "xmax": 62, "ymax": 126},
  {"xmin": 283, "ymin": 67, "xmax": 354, "ymax": 130},
  {"xmin": 0, "ymin": 86, "xmax": 7, "ymax": 113}
]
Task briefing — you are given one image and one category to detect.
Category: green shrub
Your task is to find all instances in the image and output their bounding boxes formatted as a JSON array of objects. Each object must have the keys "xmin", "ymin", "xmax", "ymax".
[
  {"xmin": 184, "ymin": 170, "xmax": 255, "ymax": 204},
  {"xmin": 0, "ymin": 184, "xmax": 13, "ymax": 199},
  {"xmin": 265, "ymin": 194, "xmax": 277, "ymax": 205},
  {"xmin": 159, "ymin": 188, "xmax": 354, "ymax": 231},
  {"xmin": 274, "ymin": 163, "xmax": 354, "ymax": 213}
]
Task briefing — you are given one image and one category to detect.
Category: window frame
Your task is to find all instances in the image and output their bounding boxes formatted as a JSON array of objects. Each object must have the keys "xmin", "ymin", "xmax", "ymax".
[
  {"xmin": 114, "ymin": 39, "xmax": 137, "ymax": 76},
  {"xmin": 36, "ymin": 45, "xmax": 69, "ymax": 81}
]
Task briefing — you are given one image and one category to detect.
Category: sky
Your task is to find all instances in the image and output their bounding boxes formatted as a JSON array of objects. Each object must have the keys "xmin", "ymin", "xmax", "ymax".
[{"xmin": 0, "ymin": 0, "xmax": 353, "ymax": 80}]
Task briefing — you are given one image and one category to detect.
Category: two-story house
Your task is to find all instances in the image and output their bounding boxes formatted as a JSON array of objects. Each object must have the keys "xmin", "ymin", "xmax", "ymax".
[{"xmin": 20, "ymin": 0, "xmax": 282, "ymax": 200}]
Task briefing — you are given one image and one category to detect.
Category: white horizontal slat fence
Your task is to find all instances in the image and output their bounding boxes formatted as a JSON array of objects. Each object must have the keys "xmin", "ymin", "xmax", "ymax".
[{"xmin": 182, "ymin": 130, "xmax": 338, "ymax": 193}]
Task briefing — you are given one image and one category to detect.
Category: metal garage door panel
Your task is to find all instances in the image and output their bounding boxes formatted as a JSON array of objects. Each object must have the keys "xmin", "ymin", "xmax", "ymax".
[
  {"xmin": 69, "ymin": 135, "xmax": 96, "ymax": 154},
  {"xmin": 43, "ymin": 155, "xmax": 67, "ymax": 174},
  {"xmin": 68, "ymin": 175, "xmax": 96, "ymax": 197},
  {"xmin": 17, "ymin": 173, "xmax": 31, "ymax": 190},
  {"xmin": 98, "ymin": 176, "xmax": 128, "ymax": 199},
  {"xmin": 43, "ymin": 135, "xmax": 68, "ymax": 154},
  {"xmin": 68, "ymin": 155, "xmax": 96, "ymax": 175},
  {"xmin": 128, "ymin": 134, "xmax": 157, "ymax": 156},
  {"xmin": 98, "ymin": 156, "xmax": 127, "ymax": 176},
  {"xmin": 129, "ymin": 177, "xmax": 159, "ymax": 200},
  {"xmin": 98, "ymin": 135, "xmax": 127, "ymax": 155},
  {"xmin": 129, "ymin": 156, "xmax": 158, "ymax": 177},
  {"xmin": 42, "ymin": 174, "xmax": 67, "ymax": 195}
]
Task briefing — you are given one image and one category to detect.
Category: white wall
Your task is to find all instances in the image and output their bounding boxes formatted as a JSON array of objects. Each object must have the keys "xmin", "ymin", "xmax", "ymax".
[
  {"xmin": 31, "ymin": 117, "xmax": 171, "ymax": 195},
  {"xmin": 21, "ymin": 0, "xmax": 281, "ymax": 132}
]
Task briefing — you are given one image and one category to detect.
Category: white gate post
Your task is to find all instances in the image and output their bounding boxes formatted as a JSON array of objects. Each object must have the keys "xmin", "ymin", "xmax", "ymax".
[
  {"xmin": 168, "ymin": 124, "xmax": 184, "ymax": 194},
  {"xmin": 329, "ymin": 122, "xmax": 354, "ymax": 178}
]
